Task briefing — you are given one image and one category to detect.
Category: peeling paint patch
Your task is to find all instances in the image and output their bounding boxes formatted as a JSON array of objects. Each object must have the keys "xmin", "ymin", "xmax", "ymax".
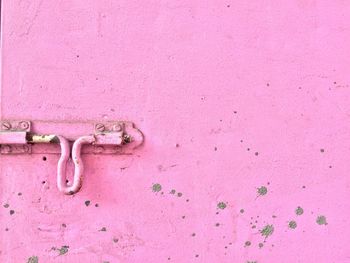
[
  {"xmin": 152, "ymin": 183, "xmax": 162, "ymax": 192},
  {"xmin": 27, "ymin": 256, "xmax": 38, "ymax": 263},
  {"xmin": 54, "ymin": 245, "xmax": 69, "ymax": 256},
  {"xmin": 295, "ymin": 206, "xmax": 304, "ymax": 216},
  {"xmin": 316, "ymin": 215, "xmax": 328, "ymax": 225},
  {"xmin": 257, "ymin": 186, "xmax": 268, "ymax": 196},
  {"xmin": 260, "ymin": 224, "xmax": 274, "ymax": 239},
  {"xmin": 288, "ymin": 221, "xmax": 297, "ymax": 229},
  {"xmin": 244, "ymin": 241, "xmax": 251, "ymax": 247},
  {"xmin": 217, "ymin": 202, "xmax": 227, "ymax": 209}
]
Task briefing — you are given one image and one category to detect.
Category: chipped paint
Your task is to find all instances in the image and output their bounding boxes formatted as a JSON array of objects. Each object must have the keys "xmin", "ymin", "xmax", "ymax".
[
  {"xmin": 244, "ymin": 241, "xmax": 251, "ymax": 247},
  {"xmin": 217, "ymin": 202, "xmax": 227, "ymax": 209},
  {"xmin": 27, "ymin": 256, "xmax": 38, "ymax": 263},
  {"xmin": 295, "ymin": 207, "xmax": 304, "ymax": 216},
  {"xmin": 152, "ymin": 183, "xmax": 162, "ymax": 192},
  {"xmin": 53, "ymin": 245, "xmax": 69, "ymax": 256},
  {"xmin": 257, "ymin": 186, "xmax": 268, "ymax": 196},
  {"xmin": 288, "ymin": 221, "xmax": 297, "ymax": 229},
  {"xmin": 316, "ymin": 216, "xmax": 328, "ymax": 225},
  {"xmin": 260, "ymin": 225, "xmax": 274, "ymax": 239}
]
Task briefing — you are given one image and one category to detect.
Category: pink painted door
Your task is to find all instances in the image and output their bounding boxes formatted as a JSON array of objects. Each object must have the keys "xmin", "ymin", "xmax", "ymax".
[{"xmin": 1, "ymin": 1, "xmax": 350, "ymax": 262}]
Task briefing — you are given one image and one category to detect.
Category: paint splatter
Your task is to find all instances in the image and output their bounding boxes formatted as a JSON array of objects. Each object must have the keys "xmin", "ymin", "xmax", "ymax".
[
  {"xmin": 152, "ymin": 183, "xmax": 162, "ymax": 192},
  {"xmin": 217, "ymin": 202, "xmax": 227, "ymax": 209},
  {"xmin": 27, "ymin": 256, "xmax": 38, "ymax": 263},
  {"xmin": 9, "ymin": 210, "xmax": 15, "ymax": 215},
  {"xmin": 99, "ymin": 227, "xmax": 107, "ymax": 232},
  {"xmin": 257, "ymin": 186, "xmax": 268, "ymax": 196},
  {"xmin": 316, "ymin": 215, "xmax": 328, "ymax": 225},
  {"xmin": 58, "ymin": 245, "xmax": 69, "ymax": 255},
  {"xmin": 3, "ymin": 203, "xmax": 9, "ymax": 208},
  {"xmin": 170, "ymin": 189, "xmax": 176, "ymax": 194},
  {"xmin": 258, "ymin": 243, "xmax": 264, "ymax": 248},
  {"xmin": 288, "ymin": 221, "xmax": 297, "ymax": 229},
  {"xmin": 84, "ymin": 200, "xmax": 90, "ymax": 206},
  {"xmin": 260, "ymin": 224, "xmax": 274, "ymax": 239},
  {"xmin": 240, "ymin": 209, "xmax": 245, "ymax": 213},
  {"xmin": 177, "ymin": 192, "xmax": 183, "ymax": 197},
  {"xmin": 295, "ymin": 206, "xmax": 304, "ymax": 216},
  {"xmin": 244, "ymin": 241, "xmax": 251, "ymax": 247}
]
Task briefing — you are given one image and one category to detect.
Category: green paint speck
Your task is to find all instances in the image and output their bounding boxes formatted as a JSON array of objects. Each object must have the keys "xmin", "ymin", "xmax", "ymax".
[
  {"xmin": 27, "ymin": 256, "xmax": 38, "ymax": 263},
  {"xmin": 288, "ymin": 221, "xmax": 297, "ymax": 229},
  {"xmin": 58, "ymin": 245, "xmax": 69, "ymax": 255},
  {"xmin": 316, "ymin": 215, "xmax": 328, "ymax": 225},
  {"xmin": 295, "ymin": 206, "xmax": 304, "ymax": 216},
  {"xmin": 217, "ymin": 202, "xmax": 227, "ymax": 209},
  {"xmin": 257, "ymin": 186, "xmax": 268, "ymax": 196},
  {"xmin": 260, "ymin": 224, "xmax": 274, "ymax": 239},
  {"xmin": 152, "ymin": 183, "xmax": 162, "ymax": 192}
]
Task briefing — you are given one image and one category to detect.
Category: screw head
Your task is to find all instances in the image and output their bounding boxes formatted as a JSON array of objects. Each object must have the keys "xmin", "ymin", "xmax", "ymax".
[
  {"xmin": 113, "ymin": 123, "xmax": 122, "ymax": 132},
  {"xmin": 95, "ymin": 123, "xmax": 105, "ymax": 132},
  {"xmin": 18, "ymin": 121, "xmax": 29, "ymax": 130},
  {"xmin": 1, "ymin": 122, "xmax": 11, "ymax": 130}
]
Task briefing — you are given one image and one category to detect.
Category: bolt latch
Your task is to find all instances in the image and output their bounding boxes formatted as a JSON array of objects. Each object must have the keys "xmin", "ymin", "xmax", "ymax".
[{"xmin": 0, "ymin": 120, "xmax": 144, "ymax": 195}]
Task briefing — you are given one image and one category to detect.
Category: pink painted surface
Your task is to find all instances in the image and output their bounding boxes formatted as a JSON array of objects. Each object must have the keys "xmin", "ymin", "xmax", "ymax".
[{"xmin": 1, "ymin": 1, "xmax": 350, "ymax": 262}]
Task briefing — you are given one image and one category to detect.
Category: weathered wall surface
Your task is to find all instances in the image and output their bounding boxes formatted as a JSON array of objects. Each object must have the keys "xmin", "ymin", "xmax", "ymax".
[{"xmin": 1, "ymin": 1, "xmax": 350, "ymax": 262}]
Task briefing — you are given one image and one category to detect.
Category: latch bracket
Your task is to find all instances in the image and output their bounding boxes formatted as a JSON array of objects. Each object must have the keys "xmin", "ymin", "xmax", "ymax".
[{"xmin": 0, "ymin": 120, "xmax": 144, "ymax": 195}]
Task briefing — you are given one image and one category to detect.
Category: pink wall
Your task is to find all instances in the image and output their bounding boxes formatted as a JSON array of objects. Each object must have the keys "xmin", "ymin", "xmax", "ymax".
[{"xmin": 1, "ymin": 0, "xmax": 350, "ymax": 262}]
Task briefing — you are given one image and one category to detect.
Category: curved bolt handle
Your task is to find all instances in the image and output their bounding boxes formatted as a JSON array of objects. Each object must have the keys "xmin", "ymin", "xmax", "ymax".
[{"xmin": 57, "ymin": 135, "xmax": 95, "ymax": 195}]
